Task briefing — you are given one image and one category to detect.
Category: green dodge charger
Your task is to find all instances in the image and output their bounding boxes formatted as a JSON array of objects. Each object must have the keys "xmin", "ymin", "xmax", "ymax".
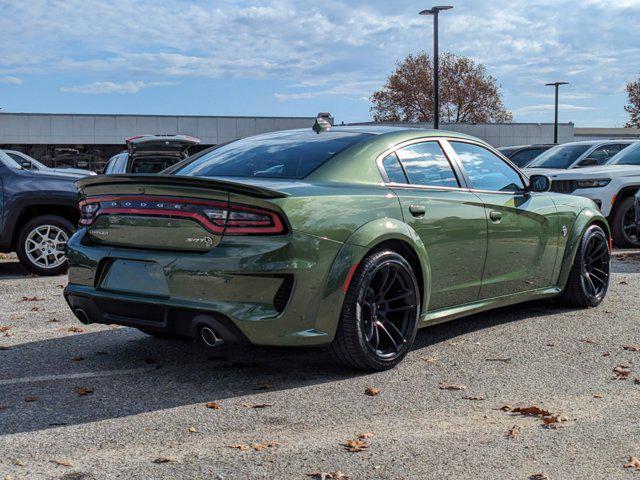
[{"xmin": 64, "ymin": 125, "xmax": 611, "ymax": 370}]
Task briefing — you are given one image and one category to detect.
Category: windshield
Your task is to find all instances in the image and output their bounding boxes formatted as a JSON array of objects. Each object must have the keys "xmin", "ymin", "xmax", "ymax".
[
  {"xmin": 171, "ymin": 130, "xmax": 372, "ymax": 179},
  {"xmin": 0, "ymin": 150, "xmax": 22, "ymax": 169},
  {"xmin": 527, "ymin": 144, "xmax": 590, "ymax": 169},
  {"xmin": 608, "ymin": 142, "xmax": 640, "ymax": 165}
]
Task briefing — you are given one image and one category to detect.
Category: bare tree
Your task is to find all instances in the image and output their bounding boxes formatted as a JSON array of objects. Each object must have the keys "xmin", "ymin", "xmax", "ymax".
[
  {"xmin": 625, "ymin": 79, "xmax": 640, "ymax": 128},
  {"xmin": 371, "ymin": 52, "xmax": 513, "ymax": 123}
]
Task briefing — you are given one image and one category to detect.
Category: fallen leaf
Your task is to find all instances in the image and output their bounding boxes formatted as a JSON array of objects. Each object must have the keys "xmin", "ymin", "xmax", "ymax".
[
  {"xmin": 423, "ymin": 356, "xmax": 437, "ymax": 363},
  {"xmin": 623, "ymin": 345, "xmax": 640, "ymax": 352},
  {"xmin": 30, "ymin": 306, "xmax": 43, "ymax": 312},
  {"xmin": 602, "ymin": 352, "xmax": 611, "ymax": 357},
  {"xmin": 624, "ymin": 456, "xmax": 640, "ymax": 470},
  {"xmin": 635, "ymin": 378, "xmax": 640, "ymax": 385},
  {"xmin": 499, "ymin": 405, "xmax": 513, "ymax": 412},
  {"xmin": 593, "ymin": 393, "xmax": 605, "ymax": 398},
  {"xmin": 506, "ymin": 425, "xmax": 521, "ymax": 438},
  {"xmin": 13, "ymin": 459, "xmax": 25, "ymax": 466},
  {"xmin": 546, "ymin": 342, "xmax": 555, "ymax": 347},
  {"xmin": 228, "ymin": 444, "xmax": 250, "ymax": 451},
  {"xmin": 619, "ymin": 280, "xmax": 628, "ymax": 285},
  {"xmin": 47, "ymin": 318, "xmax": 60, "ymax": 323},
  {"xmin": 242, "ymin": 403, "xmax": 274, "ymax": 409},
  {"xmin": 75, "ymin": 387, "xmax": 94, "ymax": 396},
  {"xmin": 438, "ymin": 382, "xmax": 467, "ymax": 391},
  {"xmin": 0, "ymin": 326, "xmax": 12, "ymax": 333},
  {"xmin": 188, "ymin": 426, "xmax": 198, "ymax": 433},
  {"xmin": 152, "ymin": 457, "xmax": 174, "ymax": 464},
  {"xmin": 485, "ymin": 357, "xmax": 511, "ymax": 362},
  {"xmin": 67, "ymin": 326, "xmax": 85, "ymax": 333},
  {"xmin": 0, "ymin": 346, "xmax": 11, "ymax": 351},
  {"xmin": 358, "ymin": 432, "xmax": 374, "ymax": 439},
  {"xmin": 580, "ymin": 338, "xmax": 597, "ymax": 344},
  {"xmin": 205, "ymin": 402, "xmax": 222, "ymax": 410},
  {"xmin": 364, "ymin": 387, "xmax": 379, "ymax": 396},
  {"xmin": 51, "ymin": 459, "xmax": 73, "ymax": 467},
  {"xmin": 529, "ymin": 474, "xmax": 550, "ymax": 480},
  {"xmin": 306, "ymin": 471, "xmax": 349, "ymax": 479},
  {"xmin": 462, "ymin": 395, "xmax": 485, "ymax": 401},
  {"xmin": 510, "ymin": 406, "xmax": 551, "ymax": 417},
  {"xmin": 20, "ymin": 296, "xmax": 43, "ymax": 302},
  {"xmin": 542, "ymin": 414, "xmax": 568, "ymax": 426},
  {"xmin": 614, "ymin": 365, "xmax": 631, "ymax": 380},
  {"xmin": 251, "ymin": 441, "xmax": 279, "ymax": 451},
  {"xmin": 343, "ymin": 439, "xmax": 369, "ymax": 452},
  {"xmin": 24, "ymin": 396, "xmax": 37, "ymax": 402}
]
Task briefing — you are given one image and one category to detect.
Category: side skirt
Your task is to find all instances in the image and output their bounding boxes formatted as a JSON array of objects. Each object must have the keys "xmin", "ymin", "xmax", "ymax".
[{"xmin": 419, "ymin": 286, "xmax": 562, "ymax": 328}]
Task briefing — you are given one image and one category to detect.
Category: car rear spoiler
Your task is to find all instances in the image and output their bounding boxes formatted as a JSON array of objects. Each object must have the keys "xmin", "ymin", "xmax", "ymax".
[{"xmin": 75, "ymin": 174, "xmax": 289, "ymax": 199}]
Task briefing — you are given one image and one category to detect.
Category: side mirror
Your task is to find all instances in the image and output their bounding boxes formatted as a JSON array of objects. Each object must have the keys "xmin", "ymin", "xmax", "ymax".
[
  {"xmin": 577, "ymin": 158, "xmax": 598, "ymax": 167},
  {"xmin": 20, "ymin": 160, "xmax": 32, "ymax": 170},
  {"xmin": 528, "ymin": 174, "xmax": 551, "ymax": 193}
]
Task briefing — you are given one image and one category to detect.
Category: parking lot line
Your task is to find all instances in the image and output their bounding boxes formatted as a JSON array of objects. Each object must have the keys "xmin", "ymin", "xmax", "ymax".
[{"xmin": 0, "ymin": 366, "xmax": 158, "ymax": 386}]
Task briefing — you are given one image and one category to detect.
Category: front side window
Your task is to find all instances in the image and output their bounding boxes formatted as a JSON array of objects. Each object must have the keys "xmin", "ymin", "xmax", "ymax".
[
  {"xmin": 609, "ymin": 143, "xmax": 640, "ymax": 165},
  {"xmin": 510, "ymin": 148, "xmax": 544, "ymax": 167},
  {"xmin": 172, "ymin": 130, "xmax": 372, "ymax": 179},
  {"xmin": 395, "ymin": 142, "xmax": 459, "ymax": 188},
  {"xmin": 450, "ymin": 141, "xmax": 525, "ymax": 193},
  {"xmin": 588, "ymin": 144, "xmax": 621, "ymax": 164}
]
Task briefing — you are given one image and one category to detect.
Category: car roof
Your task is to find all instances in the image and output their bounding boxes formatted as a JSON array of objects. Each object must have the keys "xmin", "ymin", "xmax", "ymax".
[
  {"xmin": 498, "ymin": 144, "xmax": 554, "ymax": 150},
  {"xmin": 555, "ymin": 139, "xmax": 638, "ymax": 147}
]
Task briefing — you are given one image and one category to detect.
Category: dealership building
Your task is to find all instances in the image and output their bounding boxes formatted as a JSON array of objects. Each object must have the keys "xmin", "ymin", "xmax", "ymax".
[{"xmin": 1, "ymin": 112, "xmax": 639, "ymax": 171}]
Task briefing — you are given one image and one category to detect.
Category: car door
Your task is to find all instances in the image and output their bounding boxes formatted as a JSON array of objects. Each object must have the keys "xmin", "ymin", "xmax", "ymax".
[
  {"xmin": 382, "ymin": 140, "xmax": 488, "ymax": 311},
  {"xmin": 445, "ymin": 140, "xmax": 559, "ymax": 299}
]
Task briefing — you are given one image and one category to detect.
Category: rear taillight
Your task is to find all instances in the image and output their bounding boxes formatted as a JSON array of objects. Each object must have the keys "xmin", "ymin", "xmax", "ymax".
[{"xmin": 79, "ymin": 196, "xmax": 286, "ymax": 236}]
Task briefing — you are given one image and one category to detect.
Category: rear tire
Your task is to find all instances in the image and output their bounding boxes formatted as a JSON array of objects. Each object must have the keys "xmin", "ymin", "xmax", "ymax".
[
  {"xmin": 610, "ymin": 197, "xmax": 640, "ymax": 248},
  {"xmin": 16, "ymin": 215, "xmax": 74, "ymax": 276},
  {"xmin": 562, "ymin": 225, "xmax": 610, "ymax": 307},
  {"xmin": 328, "ymin": 250, "xmax": 420, "ymax": 371}
]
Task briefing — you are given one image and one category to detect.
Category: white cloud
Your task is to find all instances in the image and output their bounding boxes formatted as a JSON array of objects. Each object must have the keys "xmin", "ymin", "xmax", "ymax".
[
  {"xmin": 60, "ymin": 80, "xmax": 174, "ymax": 94},
  {"xmin": 515, "ymin": 103, "xmax": 596, "ymax": 114},
  {"xmin": 0, "ymin": 76, "xmax": 22, "ymax": 85}
]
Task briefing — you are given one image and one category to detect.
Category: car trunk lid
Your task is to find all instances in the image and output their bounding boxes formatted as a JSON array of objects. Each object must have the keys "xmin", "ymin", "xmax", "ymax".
[{"xmin": 76, "ymin": 175, "xmax": 288, "ymax": 251}]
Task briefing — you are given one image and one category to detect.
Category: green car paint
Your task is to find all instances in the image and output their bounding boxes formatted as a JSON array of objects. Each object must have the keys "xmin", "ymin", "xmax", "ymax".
[{"xmin": 64, "ymin": 127, "xmax": 609, "ymax": 347}]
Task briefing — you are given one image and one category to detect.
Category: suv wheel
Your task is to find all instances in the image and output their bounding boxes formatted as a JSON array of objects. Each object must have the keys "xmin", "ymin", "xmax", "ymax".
[
  {"xmin": 328, "ymin": 250, "xmax": 421, "ymax": 371},
  {"xmin": 611, "ymin": 197, "xmax": 640, "ymax": 248},
  {"xmin": 16, "ymin": 215, "xmax": 74, "ymax": 276},
  {"xmin": 562, "ymin": 225, "xmax": 610, "ymax": 307}
]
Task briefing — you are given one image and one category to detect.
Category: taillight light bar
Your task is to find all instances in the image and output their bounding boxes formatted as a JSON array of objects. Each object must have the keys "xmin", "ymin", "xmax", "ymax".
[{"xmin": 79, "ymin": 195, "xmax": 286, "ymax": 236}]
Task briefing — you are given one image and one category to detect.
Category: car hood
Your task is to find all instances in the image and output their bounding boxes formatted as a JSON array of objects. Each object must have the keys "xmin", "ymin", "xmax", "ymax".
[{"xmin": 523, "ymin": 165, "xmax": 640, "ymax": 179}]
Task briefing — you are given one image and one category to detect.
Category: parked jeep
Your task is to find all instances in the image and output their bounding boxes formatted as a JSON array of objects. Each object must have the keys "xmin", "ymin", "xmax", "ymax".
[{"xmin": 0, "ymin": 150, "xmax": 88, "ymax": 275}]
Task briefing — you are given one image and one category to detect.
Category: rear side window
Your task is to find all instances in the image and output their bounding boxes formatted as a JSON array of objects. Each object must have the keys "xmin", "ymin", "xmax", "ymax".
[
  {"xmin": 589, "ymin": 144, "xmax": 622, "ymax": 164},
  {"xmin": 381, "ymin": 153, "xmax": 407, "ymax": 183},
  {"xmin": 395, "ymin": 142, "xmax": 459, "ymax": 188},
  {"xmin": 451, "ymin": 141, "xmax": 525, "ymax": 192},
  {"xmin": 172, "ymin": 130, "xmax": 371, "ymax": 179}
]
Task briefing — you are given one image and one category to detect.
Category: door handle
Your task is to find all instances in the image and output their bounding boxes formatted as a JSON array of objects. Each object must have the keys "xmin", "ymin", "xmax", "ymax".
[
  {"xmin": 409, "ymin": 205, "xmax": 427, "ymax": 217},
  {"xmin": 489, "ymin": 210, "xmax": 502, "ymax": 223}
]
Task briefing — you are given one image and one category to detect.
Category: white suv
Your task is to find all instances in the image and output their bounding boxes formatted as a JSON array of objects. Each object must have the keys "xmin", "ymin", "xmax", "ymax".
[{"xmin": 524, "ymin": 141, "xmax": 640, "ymax": 247}]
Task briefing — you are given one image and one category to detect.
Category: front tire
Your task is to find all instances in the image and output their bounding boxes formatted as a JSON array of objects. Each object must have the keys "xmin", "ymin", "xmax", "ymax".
[
  {"xmin": 610, "ymin": 197, "xmax": 640, "ymax": 248},
  {"xmin": 16, "ymin": 215, "xmax": 74, "ymax": 276},
  {"xmin": 329, "ymin": 250, "xmax": 421, "ymax": 371},
  {"xmin": 562, "ymin": 225, "xmax": 610, "ymax": 307}
]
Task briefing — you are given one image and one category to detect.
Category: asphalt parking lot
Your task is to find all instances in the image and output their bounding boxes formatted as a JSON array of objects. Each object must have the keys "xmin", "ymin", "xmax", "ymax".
[{"xmin": 1, "ymin": 253, "xmax": 640, "ymax": 480}]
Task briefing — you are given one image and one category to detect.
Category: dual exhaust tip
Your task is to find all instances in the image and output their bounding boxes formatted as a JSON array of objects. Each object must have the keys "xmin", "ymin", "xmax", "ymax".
[{"xmin": 74, "ymin": 308, "xmax": 224, "ymax": 348}]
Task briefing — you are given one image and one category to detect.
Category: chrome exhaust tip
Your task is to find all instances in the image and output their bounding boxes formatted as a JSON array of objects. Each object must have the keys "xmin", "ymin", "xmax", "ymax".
[
  {"xmin": 74, "ymin": 308, "xmax": 90, "ymax": 324},
  {"xmin": 200, "ymin": 327, "xmax": 224, "ymax": 347}
]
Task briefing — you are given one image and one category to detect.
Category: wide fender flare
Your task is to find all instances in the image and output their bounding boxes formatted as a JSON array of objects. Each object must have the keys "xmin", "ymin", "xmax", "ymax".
[
  {"xmin": 314, "ymin": 218, "xmax": 431, "ymax": 340},
  {"xmin": 557, "ymin": 207, "xmax": 610, "ymax": 288}
]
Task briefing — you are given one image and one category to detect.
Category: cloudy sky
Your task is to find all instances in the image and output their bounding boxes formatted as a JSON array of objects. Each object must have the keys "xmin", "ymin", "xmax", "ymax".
[{"xmin": 0, "ymin": 0, "xmax": 638, "ymax": 126}]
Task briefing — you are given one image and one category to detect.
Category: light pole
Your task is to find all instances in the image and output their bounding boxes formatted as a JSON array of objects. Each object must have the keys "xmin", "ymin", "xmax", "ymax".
[
  {"xmin": 419, "ymin": 5, "xmax": 453, "ymax": 130},
  {"xmin": 545, "ymin": 81, "xmax": 569, "ymax": 143}
]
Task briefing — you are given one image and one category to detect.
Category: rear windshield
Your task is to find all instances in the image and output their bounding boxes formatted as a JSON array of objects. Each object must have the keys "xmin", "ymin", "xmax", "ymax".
[
  {"xmin": 527, "ymin": 144, "xmax": 590, "ymax": 169},
  {"xmin": 171, "ymin": 130, "xmax": 371, "ymax": 179}
]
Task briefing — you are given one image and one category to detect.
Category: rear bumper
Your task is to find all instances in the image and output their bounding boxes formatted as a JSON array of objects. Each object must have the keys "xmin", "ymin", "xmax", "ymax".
[{"xmin": 65, "ymin": 228, "xmax": 349, "ymax": 346}]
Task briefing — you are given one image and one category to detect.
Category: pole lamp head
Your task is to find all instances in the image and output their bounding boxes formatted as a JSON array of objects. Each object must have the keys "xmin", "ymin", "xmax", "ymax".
[
  {"xmin": 545, "ymin": 82, "xmax": 569, "ymax": 87},
  {"xmin": 419, "ymin": 5, "xmax": 453, "ymax": 15}
]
